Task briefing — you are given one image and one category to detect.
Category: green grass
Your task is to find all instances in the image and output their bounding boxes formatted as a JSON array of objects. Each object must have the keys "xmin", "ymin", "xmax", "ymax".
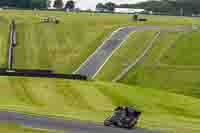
[
  {"xmin": 0, "ymin": 10, "xmax": 199, "ymax": 133},
  {"xmin": 12, "ymin": 12, "xmax": 118, "ymax": 73},
  {"xmin": 0, "ymin": 16, "xmax": 9, "ymax": 67},
  {"xmin": 93, "ymin": 27, "xmax": 200, "ymax": 98},
  {"xmin": 0, "ymin": 122, "xmax": 58, "ymax": 133},
  {"xmin": 0, "ymin": 10, "xmax": 196, "ymax": 73},
  {"xmin": 13, "ymin": 20, "xmax": 114, "ymax": 73},
  {"xmin": 120, "ymin": 31, "xmax": 200, "ymax": 98},
  {"xmin": 0, "ymin": 77, "xmax": 199, "ymax": 133},
  {"xmin": 96, "ymin": 30, "xmax": 158, "ymax": 81},
  {"xmin": 160, "ymin": 31, "xmax": 200, "ymax": 66}
]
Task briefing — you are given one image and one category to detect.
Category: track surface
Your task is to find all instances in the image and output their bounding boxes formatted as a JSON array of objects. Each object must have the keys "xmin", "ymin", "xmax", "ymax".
[
  {"xmin": 74, "ymin": 26, "xmax": 137, "ymax": 78},
  {"xmin": 0, "ymin": 111, "xmax": 163, "ymax": 133},
  {"xmin": 74, "ymin": 26, "xmax": 191, "ymax": 79}
]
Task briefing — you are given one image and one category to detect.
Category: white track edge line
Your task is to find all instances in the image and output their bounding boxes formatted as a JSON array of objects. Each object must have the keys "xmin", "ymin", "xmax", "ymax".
[
  {"xmin": 73, "ymin": 26, "xmax": 135, "ymax": 74},
  {"xmin": 73, "ymin": 26, "xmax": 189, "ymax": 76},
  {"xmin": 91, "ymin": 31, "xmax": 137, "ymax": 79},
  {"xmin": 112, "ymin": 31, "xmax": 161, "ymax": 82}
]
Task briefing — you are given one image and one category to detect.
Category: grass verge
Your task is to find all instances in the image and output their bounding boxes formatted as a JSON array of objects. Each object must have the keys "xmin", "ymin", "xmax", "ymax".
[
  {"xmin": 0, "ymin": 76, "xmax": 199, "ymax": 133},
  {"xmin": 121, "ymin": 31, "xmax": 200, "ymax": 98}
]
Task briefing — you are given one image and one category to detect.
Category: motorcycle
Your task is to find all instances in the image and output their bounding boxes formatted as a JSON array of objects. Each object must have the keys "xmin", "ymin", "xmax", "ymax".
[{"xmin": 104, "ymin": 106, "xmax": 141, "ymax": 129}]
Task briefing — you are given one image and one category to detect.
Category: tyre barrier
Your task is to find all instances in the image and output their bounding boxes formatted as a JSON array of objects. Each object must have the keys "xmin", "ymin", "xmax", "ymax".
[
  {"xmin": 0, "ymin": 68, "xmax": 52, "ymax": 74},
  {"xmin": 15, "ymin": 69, "xmax": 52, "ymax": 74},
  {"xmin": 0, "ymin": 69, "xmax": 87, "ymax": 80}
]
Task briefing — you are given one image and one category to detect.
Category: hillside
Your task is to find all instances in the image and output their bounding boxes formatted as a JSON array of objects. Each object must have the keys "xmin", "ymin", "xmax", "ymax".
[
  {"xmin": 120, "ymin": 31, "xmax": 200, "ymax": 98},
  {"xmin": 95, "ymin": 29, "xmax": 199, "ymax": 97},
  {"xmin": 96, "ymin": 30, "xmax": 159, "ymax": 80},
  {"xmin": 0, "ymin": 10, "xmax": 195, "ymax": 73},
  {"xmin": 0, "ymin": 10, "xmax": 199, "ymax": 133},
  {"xmin": 92, "ymin": 19, "xmax": 200, "ymax": 99},
  {"xmin": 0, "ymin": 76, "xmax": 199, "ymax": 133},
  {"xmin": 0, "ymin": 16, "xmax": 9, "ymax": 68}
]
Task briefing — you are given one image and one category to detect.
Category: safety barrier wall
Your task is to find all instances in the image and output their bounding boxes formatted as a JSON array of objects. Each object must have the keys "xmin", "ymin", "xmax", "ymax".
[{"xmin": 0, "ymin": 69, "xmax": 87, "ymax": 80}]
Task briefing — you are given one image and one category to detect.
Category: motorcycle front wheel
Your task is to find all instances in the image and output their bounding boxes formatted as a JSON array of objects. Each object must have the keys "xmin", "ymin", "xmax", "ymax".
[{"xmin": 104, "ymin": 117, "xmax": 113, "ymax": 126}]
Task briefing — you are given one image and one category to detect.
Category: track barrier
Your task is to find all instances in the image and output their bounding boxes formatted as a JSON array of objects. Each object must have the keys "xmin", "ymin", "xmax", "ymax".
[
  {"xmin": 8, "ymin": 19, "xmax": 16, "ymax": 70},
  {"xmin": 0, "ymin": 69, "xmax": 87, "ymax": 80}
]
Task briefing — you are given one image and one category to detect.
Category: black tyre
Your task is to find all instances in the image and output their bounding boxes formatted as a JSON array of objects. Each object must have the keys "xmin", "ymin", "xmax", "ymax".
[
  {"xmin": 104, "ymin": 118, "xmax": 113, "ymax": 126},
  {"xmin": 127, "ymin": 119, "xmax": 138, "ymax": 129},
  {"xmin": 55, "ymin": 20, "xmax": 60, "ymax": 24}
]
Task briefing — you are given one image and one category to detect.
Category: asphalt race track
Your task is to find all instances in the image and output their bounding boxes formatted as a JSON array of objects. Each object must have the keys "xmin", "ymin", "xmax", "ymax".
[
  {"xmin": 74, "ymin": 26, "xmax": 192, "ymax": 79},
  {"xmin": 74, "ymin": 26, "xmax": 137, "ymax": 78},
  {"xmin": 0, "ymin": 111, "xmax": 164, "ymax": 133}
]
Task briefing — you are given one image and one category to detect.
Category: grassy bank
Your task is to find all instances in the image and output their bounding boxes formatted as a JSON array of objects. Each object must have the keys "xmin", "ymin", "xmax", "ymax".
[
  {"xmin": 0, "ymin": 16, "xmax": 9, "ymax": 68},
  {"xmin": 0, "ymin": 10, "xmax": 199, "ymax": 133},
  {"xmin": 160, "ymin": 31, "xmax": 200, "ymax": 66},
  {"xmin": 0, "ymin": 10, "xmax": 195, "ymax": 73},
  {"xmin": 121, "ymin": 31, "xmax": 200, "ymax": 98},
  {"xmin": 0, "ymin": 76, "xmax": 199, "ymax": 133}
]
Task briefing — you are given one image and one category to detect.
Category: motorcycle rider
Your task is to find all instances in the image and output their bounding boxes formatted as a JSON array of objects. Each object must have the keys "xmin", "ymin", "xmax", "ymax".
[
  {"xmin": 111, "ymin": 106, "xmax": 129, "ymax": 125},
  {"xmin": 104, "ymin": 106, "xmax": 141, "ymax": 128}
]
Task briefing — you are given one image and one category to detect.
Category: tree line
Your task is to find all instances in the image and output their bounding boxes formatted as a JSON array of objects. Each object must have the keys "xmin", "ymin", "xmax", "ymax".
[
  {"xmin": 0, "ymin": 0, "xmax": 48, "ymax": 8},
  {"xmin": 0, "ymin": 0, "xmax": 75, "ymax": 10},
  {"xmin": 96, "ymin": 2, "xmax": 116, "ymax": 12},
  {"xmin": 118, "ymin": 0, "xmax": 200, "ymax": 16},
  {"xmin": 53, "ymin": 0, "xmax": 75, "ymax": 10}
]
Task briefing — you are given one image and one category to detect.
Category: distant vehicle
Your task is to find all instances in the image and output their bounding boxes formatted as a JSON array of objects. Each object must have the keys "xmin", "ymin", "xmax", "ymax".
[
  {"xmin": 104, "ymin": 106, "xmax": 141, "ymax": 129},
  {"xmin": 138, "ymin": 18, "xmax": 147, "ymax": 22},
  {"xmin": 41, "ymin": 17, "xmax": 60, "ymax": 24}
]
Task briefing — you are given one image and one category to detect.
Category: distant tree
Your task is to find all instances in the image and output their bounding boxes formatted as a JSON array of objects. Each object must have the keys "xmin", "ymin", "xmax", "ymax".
[
  {"xmin": 18, "ymin": 0, "xmax": 32, "ymax": 8},
  {"xmin": 31, "ymin": 0, "xmax": 47, "ymax": 8},
  {"xmin": 96, "ymin": 3, "xmax": 105, "ymax": 12},
  {"xmin": 104, "ymin": 2, "xmax": 116, "ymax": 12},
  {"xmin": 0, "ymin": 0, "xmax": 48, "ymax": 8},
  {"xmin": 118, "ymin": 0, "xmax": 200, "ymax": 16},
  {"xmin": 65, "ymin": 0, "xmax": 75, "ymax": 11},
  {"xmin": 133, "ymin": 14, "xmax": 138, "ymax": 21},
  {"xmin": 53, "ymin": 0, "xmax": 63, "ymax": 8}
]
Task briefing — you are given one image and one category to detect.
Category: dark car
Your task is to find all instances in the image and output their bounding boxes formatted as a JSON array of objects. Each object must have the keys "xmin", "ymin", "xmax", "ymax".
[{"xmin": 104, "ymin": 106, "xmax": 141, "ymax": 129}]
